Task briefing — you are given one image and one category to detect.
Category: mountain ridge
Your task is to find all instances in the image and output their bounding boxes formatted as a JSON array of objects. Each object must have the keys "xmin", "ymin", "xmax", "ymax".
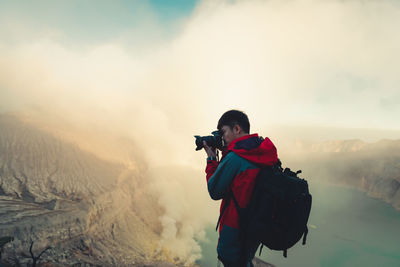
[
  {"xmin": 289, "ymin": 138, "xmax": 400, "ymax": 211},
  {"xmin": 0, "ymin": 114, "xmax": 181, "ymax": 266}
]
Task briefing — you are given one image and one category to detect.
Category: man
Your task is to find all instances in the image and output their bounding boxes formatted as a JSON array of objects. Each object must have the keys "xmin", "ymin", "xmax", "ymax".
[{"xmin": 203, "ymin": 110, "xmax": 278, "ymax": 267}]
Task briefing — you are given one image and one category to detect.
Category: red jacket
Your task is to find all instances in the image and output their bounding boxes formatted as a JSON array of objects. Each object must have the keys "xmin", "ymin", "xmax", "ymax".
[{"xmin": 205, "ymin": 134, "xmax": 278, "ymax": 262}]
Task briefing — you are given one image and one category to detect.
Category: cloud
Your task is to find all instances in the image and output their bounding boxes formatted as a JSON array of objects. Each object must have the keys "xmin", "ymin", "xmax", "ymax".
[
  {"xmin": 2, "ymin": 0, "xmax": 400, "ymax": 138},
  {"xmin": 149, "ymin": 166, "xmax": 217, "ymax": 265},
  {"xmin": 1, "ymin": 0, "xmax": 400, "ymax": 263}
]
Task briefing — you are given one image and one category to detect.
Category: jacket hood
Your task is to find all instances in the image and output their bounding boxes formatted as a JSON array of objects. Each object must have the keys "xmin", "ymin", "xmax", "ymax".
[{"xmin": 225, "ymin": 133, "xmax": 278, "ymax": 166}]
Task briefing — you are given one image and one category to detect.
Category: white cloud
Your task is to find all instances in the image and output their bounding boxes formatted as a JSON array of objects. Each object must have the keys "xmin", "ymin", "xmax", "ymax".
[{"xmin": 1, "ymin": 0, "xmax": 400, "ymax": 263}]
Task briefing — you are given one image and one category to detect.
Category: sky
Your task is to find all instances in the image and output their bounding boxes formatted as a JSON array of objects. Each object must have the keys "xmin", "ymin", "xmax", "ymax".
[
  {"xmin": 1, "ymin": 0, "xmax": 399, "ymax": 264},
  {"xmin": 1, "ymin": 0, "xmax": 399, "ymax": 133},
  {"xmin": 0, "ymin": 0, "xmax": 198, "ymax": 44},
  {"xmin": 1, "ymin": 0, "xmax": 400, "ymax": 175},
  {"xmin": 1, "ymin": 0, "xmax": 399, "ymax": 168}
]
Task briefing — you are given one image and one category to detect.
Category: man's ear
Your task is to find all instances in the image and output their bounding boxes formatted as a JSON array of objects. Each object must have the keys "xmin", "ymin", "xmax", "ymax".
[{"xmin": 233, "ymin": 124, "xmax": 241, "ymax": 134}]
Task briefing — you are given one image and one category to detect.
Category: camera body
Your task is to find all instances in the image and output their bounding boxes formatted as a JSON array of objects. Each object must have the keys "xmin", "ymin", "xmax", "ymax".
[{"xmin": 194, "ymin": 130, "xmax": 224, "ymax": 151}]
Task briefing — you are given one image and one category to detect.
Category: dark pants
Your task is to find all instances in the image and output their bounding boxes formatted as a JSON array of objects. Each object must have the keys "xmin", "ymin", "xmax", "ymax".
[
  {"xmin": 219, "ymin": 259, "xmax": 254, "ymax": 267},
  {"xmin": 219, "ymin": 241, "xmax": 259, "ymax": 267}
]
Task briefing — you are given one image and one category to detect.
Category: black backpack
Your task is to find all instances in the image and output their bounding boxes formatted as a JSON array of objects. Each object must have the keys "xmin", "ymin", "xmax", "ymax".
[{"xmin": 218, "ymin": 159, "xmax": 312, "ymax": 259}]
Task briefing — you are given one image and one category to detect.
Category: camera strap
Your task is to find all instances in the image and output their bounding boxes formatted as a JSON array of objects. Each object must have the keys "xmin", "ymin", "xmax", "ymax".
[{"xmin": 215, "ymin": 194, "xmax": 231, "ymax": 231}]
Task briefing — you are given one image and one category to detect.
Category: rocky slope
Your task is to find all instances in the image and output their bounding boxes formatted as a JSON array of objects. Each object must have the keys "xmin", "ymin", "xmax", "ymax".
[
  {"xmin": 291, "ymin": 139, "xmax": 400, "ymax": 210},
  {"xmin": 0, "ymin": 114, "xmax": 178, "ymax": 266}
]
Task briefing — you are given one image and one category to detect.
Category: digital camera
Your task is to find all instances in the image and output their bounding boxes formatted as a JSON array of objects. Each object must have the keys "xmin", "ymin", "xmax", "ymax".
[{"xmin": 194, "ymin": 130, "xmax": 224, "ymax": 151}]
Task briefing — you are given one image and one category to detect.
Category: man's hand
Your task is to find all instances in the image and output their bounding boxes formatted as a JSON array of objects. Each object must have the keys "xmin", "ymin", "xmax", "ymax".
[{"xmin": 203, "ymin": 141, "xmax": 216, "ymax": 158}]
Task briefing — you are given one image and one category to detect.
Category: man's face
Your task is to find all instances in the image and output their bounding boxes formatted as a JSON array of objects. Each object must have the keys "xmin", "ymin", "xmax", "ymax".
[{"xmin": 220, "ymin": 125, "xmax": 236, "ymax": 146}]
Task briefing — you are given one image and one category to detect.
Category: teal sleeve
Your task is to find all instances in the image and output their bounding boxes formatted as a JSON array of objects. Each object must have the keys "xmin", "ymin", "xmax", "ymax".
[{"xmin": 207, "ymin": 152, "xmax": 242, "ymax": 200}]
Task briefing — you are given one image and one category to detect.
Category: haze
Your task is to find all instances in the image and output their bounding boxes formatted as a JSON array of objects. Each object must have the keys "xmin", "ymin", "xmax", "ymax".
[{"xmin": 0, "ymin": 0, "xmax": 399, "ymax": 264}]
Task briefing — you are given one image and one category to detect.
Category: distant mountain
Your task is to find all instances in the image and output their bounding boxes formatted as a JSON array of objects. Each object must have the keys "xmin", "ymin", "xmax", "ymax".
[
  {"xmin": 309, "ymin": 139, "xmax": 400, "ymax": 153},
  {"xmin": 0, "ymin": 114, "xmax": 181, "ymax": 266},
  {"xmin": 309, "ymin": 139, "xmax": 367, "ymax": 153},
  {"xmin": 291, "ymin": 139, "xmax": 400, "ymax": 211}
]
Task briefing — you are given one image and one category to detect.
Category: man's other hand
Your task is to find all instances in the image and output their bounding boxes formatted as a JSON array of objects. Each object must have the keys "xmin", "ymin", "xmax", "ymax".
[{"xmin": 203, "ymin": 141, "xmax": 217, "ymax": 158}]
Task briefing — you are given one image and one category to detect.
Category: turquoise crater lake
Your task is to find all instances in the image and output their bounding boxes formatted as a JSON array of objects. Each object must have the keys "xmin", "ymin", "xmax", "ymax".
[{"xmin": 196, "ymin": 183, "xmax": 400, "ymax": 267}]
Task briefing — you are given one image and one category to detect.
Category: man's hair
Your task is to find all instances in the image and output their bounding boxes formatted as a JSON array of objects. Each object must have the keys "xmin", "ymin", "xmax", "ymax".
[{"xmin": 217, "ymin": 110, "xmax": 250, "ymax": 134}]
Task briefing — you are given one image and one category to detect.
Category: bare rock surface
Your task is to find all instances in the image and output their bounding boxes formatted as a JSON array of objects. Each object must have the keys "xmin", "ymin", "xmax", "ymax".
[
  {"xmin": 0, "ymin": 114, "xmax": 175, "ymax": 266},
  {"xmin": 293, "ymin": 139, "xmax": 400, "ymax": 210},
  {"xmin": 253, "ymin": 257, "xmax": 276, "ymax": 267}
]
